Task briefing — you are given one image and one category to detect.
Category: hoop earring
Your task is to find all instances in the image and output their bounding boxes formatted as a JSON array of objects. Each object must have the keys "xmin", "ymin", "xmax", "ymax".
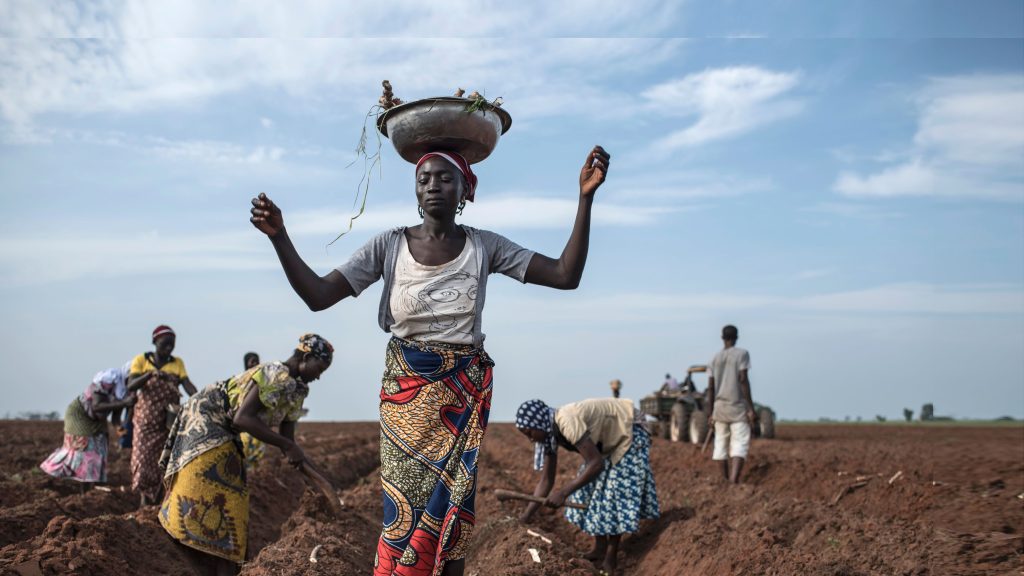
[
  {"xmin": 456, "ymin": 200, "xmax": 466, "ymax": 216},
  {"xmin": 418, "ymin": 205, "xmax": 425, "ymax": 218}
]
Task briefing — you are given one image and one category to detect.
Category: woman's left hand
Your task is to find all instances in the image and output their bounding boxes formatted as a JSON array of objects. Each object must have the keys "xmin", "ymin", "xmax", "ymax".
[
  {"xmin": 284, "ymin": 442, "xmax": 307, "ymax": 469},
  {"xmin": 544, "ymin": 489, "xmax": 568, "ymax": 509},
  {"xmin": 579, "ymin": 145, "xmax": 610, "ymax": 197}
]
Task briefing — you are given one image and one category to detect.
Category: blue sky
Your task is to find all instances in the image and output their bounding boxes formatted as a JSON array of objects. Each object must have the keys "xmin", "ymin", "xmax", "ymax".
[{"xmin": 1, "ymin": 1, "xmax": 1022, "ymax": 421}]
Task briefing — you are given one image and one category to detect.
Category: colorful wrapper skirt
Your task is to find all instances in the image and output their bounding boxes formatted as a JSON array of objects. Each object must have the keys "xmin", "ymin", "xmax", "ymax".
[
  {"xmin": 132, "ymin": 382, "xmax": 180, "ymax": 501},
  {"xmin": 564, "ymin": 425, "xmax": 660, "ymax": 535},
  {"xmin": 159, "ymin": 442, "xmax": 249, "ymax": 563},
  {"xmin": 39, "ymin": 399, "xmax": 108, "ymax": 483},
  {"xmin": 159, "ymin": 383, "xmax": 248, "ymax": 563},
  {"xmin": 375, "ymin": 337, "xmax": 493, "ymax": 576}
]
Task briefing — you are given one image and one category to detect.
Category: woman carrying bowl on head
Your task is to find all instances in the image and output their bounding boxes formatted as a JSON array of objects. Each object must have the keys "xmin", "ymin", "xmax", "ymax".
[{"xmin": 250, "ymin": 100, "xmax": 609, "ymax": 576}]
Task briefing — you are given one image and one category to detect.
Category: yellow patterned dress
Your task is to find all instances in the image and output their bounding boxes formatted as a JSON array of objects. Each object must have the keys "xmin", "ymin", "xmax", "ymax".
[
  {"xmin": 374, "ymin": 337, "xmax": 493, "ymax": 576},
  {"xmin": 158, "ymin": 362, "xmax": 307, "ymax": 563}
]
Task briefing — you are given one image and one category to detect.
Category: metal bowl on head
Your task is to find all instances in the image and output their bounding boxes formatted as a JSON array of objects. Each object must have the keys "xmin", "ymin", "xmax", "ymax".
[{"xmin": 377, "ymin": 97, "xmax": 512, "ymax": 165}]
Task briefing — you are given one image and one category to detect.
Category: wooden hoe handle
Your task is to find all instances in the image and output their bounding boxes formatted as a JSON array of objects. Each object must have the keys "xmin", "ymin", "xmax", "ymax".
[
  {"xmin": 300, "ymin": 462, "xmax": 345, "ymax": 518},
  {"xmin": 493, "ymin": 489, "xmax": 588, "ymax": 510}
]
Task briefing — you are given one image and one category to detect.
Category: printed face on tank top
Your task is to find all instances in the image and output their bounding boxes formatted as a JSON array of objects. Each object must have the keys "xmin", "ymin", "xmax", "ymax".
[{"xmin": 389, "ymin": 234, "xmax": 479, "ymax": 345}]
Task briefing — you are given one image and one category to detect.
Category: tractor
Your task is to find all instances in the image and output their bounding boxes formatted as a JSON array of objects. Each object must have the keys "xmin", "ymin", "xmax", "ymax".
[
  {"xmin": 640, "ymin": 365, "xmax": 776, "ymax": 442},
  {"xmin": 640, "ymin": 366, "xmax": 710, "ymax": 444}
]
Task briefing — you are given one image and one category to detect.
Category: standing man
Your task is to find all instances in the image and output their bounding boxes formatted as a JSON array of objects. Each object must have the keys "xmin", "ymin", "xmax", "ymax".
[{"xmin": 707, "ymin": 325, "xmax": 754, "ymax": 484}]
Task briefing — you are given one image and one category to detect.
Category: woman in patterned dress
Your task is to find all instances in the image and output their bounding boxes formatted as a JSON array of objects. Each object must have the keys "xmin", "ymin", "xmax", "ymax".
[
  {"xmin": 158, "ymin": 334, "xmax": 334, "ymax": 575},
  {"xmin": 516, "ymin": 398, "xmax": 660, "ymax": 576},
  {"xmin": 250, "ymin": 145, "xmax": 609, "ymax": 576},
  {"xmin": 40, "ymin": 364, "xmax": 136, "ymax": 490},
  {"xmin": 126, "ymin": 325, "xmax": 198, "ymax": 506}
]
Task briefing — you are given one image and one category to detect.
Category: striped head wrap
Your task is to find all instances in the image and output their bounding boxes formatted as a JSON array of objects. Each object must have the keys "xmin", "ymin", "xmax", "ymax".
[
  {"xmin": 415, "ymin": 151, "xmax": 478, "ymax": 202},
  {"xmin": 152, "ymin": 325, "xmax": 175, "ymax": 340},
  {"xmin": 515, "ymin": 399, "xmax": 557, "ymax": 471},
  {"xmin": 297, "ymin": 333, "xmax": 334, "ymax": 364}
]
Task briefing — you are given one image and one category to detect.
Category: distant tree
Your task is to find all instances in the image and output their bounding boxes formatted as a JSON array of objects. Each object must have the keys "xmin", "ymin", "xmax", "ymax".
[
  {"xmin": 16, "ymin": 411, "xmax": 60, "ymax": 421},
  {"xmin": 856, "ymin": 416, "xmax": 862, "ymax": 422},
  {"xmin": 903, "ymin": 408, "xmax": 913, "ymax": 422},
  {"xmin": 921, "ymin": 403, "xmax": 935, "ymax": 421},
  {"xmin": 875, "ymin": 415, "xmax": 887, "ymax": 422},
  {"xmin": 844, "ymin": 415, "xmax": 851, "ymax": 422}
]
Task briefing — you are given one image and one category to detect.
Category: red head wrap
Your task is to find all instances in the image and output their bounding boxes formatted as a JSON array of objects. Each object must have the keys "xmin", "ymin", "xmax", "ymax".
[
  {"xmin": 415, "ymin": 151, "xmax": 478, "ymax": 202},
  {"xmin": 152, "ymin": 325, "xmax": 175, "ymax": 340}
]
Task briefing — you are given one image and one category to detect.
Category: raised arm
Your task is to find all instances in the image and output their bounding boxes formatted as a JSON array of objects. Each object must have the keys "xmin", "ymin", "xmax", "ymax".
[
  {"xmin": 250, "ymin": 192, "xmax": 355, "ymax": 311},
  {"xmin": 524, "ymin": 146, "xmax": 609, "ymax": 290}
]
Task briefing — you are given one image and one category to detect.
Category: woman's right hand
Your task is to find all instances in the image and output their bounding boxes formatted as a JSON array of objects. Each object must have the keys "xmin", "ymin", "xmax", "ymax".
[
  {"xmin": 283, "ymin": 441, "xmax": 306, "ymax": 469},
  {"xmin": 250, "ymin": 192, "xmax": 285, "ymax": 237}
]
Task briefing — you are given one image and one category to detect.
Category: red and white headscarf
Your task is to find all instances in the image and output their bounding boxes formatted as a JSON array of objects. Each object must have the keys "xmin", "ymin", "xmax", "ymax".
[
  {"xmin": 415, "ymin": 151, "xmax": 478, "ymax": 202},
  {"xmin": 152, "ymin": 325, "xmax": 175, "ymax": 340}
]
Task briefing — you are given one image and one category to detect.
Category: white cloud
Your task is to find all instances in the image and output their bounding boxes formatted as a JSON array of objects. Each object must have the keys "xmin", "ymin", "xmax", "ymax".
[
  {"xmin": 834, "ymin": 74, "xmax": 1024, "ymax": 201},
  {"xmin": 642, "ymin": 66, "xmax": 802, "ymax": 151},
  {"xmin": 915, "ymin": 76, "xmax": 1024, "ymax": 167},
  {"xmin": 802, "ymin": 202, "xmax": 902, "ymax": 220},
  {"xmin": 614, "ymin": 171, "xmax": 774, "ymax": 201},
  {"xmin": 0, "ymin": 126, "xmax": 305, "ymax": 165},
  {"xmin": 0, "ymin": 193, "xmax": 673, "ymax": 286},
  {"xmin": 149, "ymin": 137, "xmax": 286, "ymax": 164},
  {"xmin": 835, "ymin": 159, "xmax": 939, "ymax": 198},
  {"xmin": 0, "ymin": 3, "xmax": 685, "ymax": 128},
  {"xmin": 797, "ymin": 283, "xmax": 1024, "ymax": 315},
  {"xmin": 2, "ymin": 0, "xmax": 685, "ymax": 39},
  {"xmin": 794, "ymin": 267, "xmax": 836, "ymax": 280},
  {"xmin": 288, "ymin": 195, "xmax": 676, "ymax": 236},
  {"xmin": 500, "ymin": 283, "xmax": 1024, "ymax": 325},
  {"xmin": 0, "ymin": 230, "xmax": 272, "ymax": 285},
  {"xmin": 259, "ymin": 117, "xmax": 274, "ymax": 129}
]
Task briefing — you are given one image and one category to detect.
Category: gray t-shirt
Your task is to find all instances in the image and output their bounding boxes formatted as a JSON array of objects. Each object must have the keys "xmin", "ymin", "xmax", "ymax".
[
  {"xmin": 335, "ymin": 225, "xmax": 535, "ymax": 348},
  {"xmin": 709, "ymin": 347, "xmax": 751, "ymax": 423}
]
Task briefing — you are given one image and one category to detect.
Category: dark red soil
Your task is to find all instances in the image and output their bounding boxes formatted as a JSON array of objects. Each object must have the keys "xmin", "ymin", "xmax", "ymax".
[{"xmin": 1, "ymin": 421, "xmax": 1021, "ymax": 575}]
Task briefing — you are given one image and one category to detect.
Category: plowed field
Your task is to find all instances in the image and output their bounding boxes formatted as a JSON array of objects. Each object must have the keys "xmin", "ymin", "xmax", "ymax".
[{"xmin": 1, "ymin": 422, "xmax": 1021, "ymax": 575}]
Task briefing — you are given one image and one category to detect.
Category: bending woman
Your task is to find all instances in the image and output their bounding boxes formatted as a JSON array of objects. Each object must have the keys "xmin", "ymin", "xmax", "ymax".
[
  {"xmin": 127, "ymin": 325, "xmax": 197, "ymax": 506},
  {"xmin": 158, "ymin": 334, "xmax": 334, "ymax": 574},
  {"xmin": 515, "ymin": 398, "xmax": 659, "ymax": 576},
  {"xmin": 40, "ymin": 364, "xmax": 135, "ymax": 489},
  {"xmin": 251, "ymin": 145, "xmax": 609, "ymax": 576}
]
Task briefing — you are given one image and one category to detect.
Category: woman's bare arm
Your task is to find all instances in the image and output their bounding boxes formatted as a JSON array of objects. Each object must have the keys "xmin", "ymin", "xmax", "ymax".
[
  {"xmin": 520, "ymin": 450, "xmax": 558, "ymax": 522},
  {"xmin": 250, "ymin": 193, "xmax": 355, "ymax": 311},
  {"xmin": 545, "ymin": 437, "xmax": 604, "ymax": 508},
  {"xmin": 524, "ymin": 146, "xmax": 609, "ymax": 290}
]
